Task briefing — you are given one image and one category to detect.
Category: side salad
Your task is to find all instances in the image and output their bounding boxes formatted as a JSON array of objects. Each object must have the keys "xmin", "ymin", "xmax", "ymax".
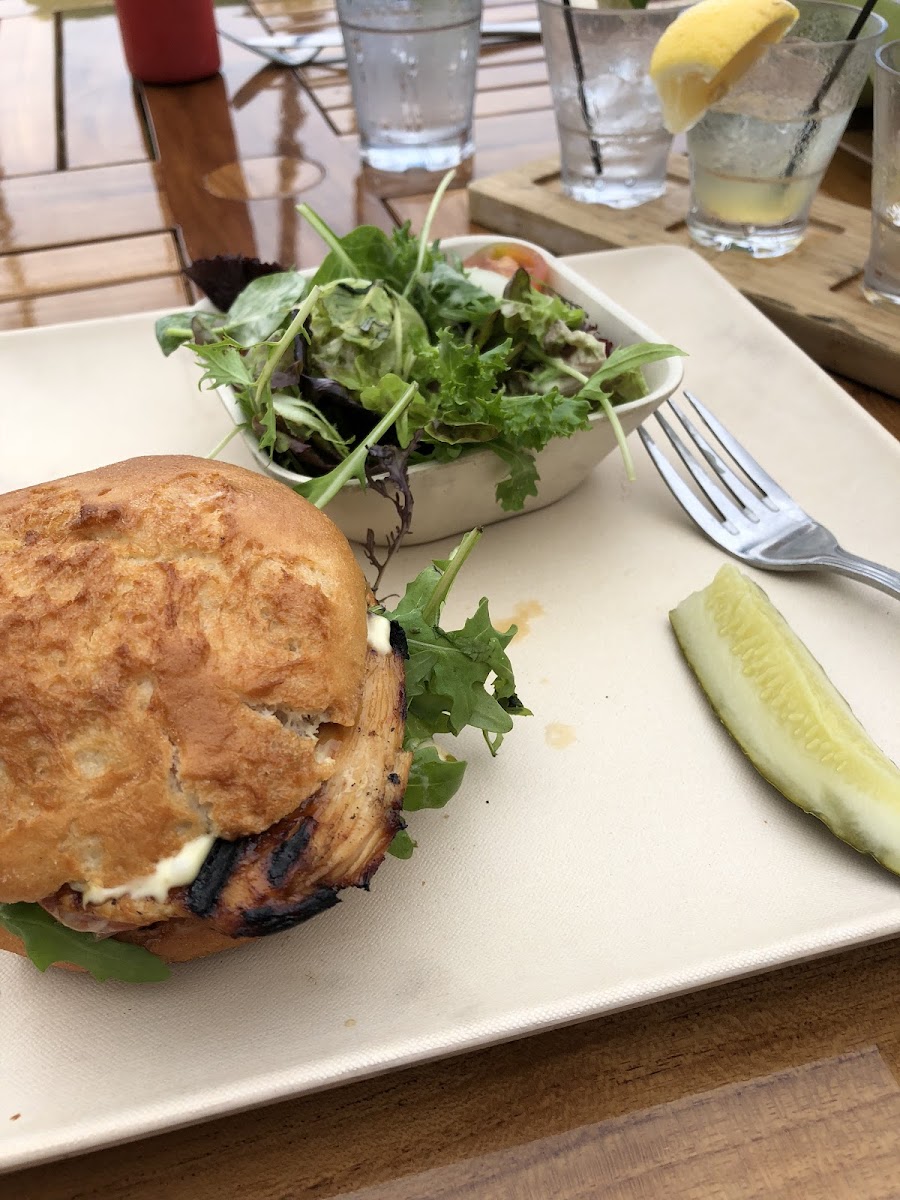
[{"xmin": 157, "ymin": 175, "xmax": 683, "ymax": 535}]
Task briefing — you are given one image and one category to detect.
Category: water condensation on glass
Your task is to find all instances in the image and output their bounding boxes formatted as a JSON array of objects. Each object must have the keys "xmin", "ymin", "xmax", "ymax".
[
  {"xmin": 685, "ymin": 0, "xmax": 886, "ymax": 256},
  {"xmin": 539, "ymin": 1, "xmax": 689, "ymax": 207},
  {"xmin": 864, "ymin": 43, "xmax": 900, "ymax": 304},
  {"xmin": 338, "ymin": 0, "xmax": 481, "ymax": 171}
]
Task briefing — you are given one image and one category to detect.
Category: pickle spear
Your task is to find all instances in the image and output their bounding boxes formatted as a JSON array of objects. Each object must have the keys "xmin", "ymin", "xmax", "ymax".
[{"xmin": 671, "ymin": 564, "xmax": 900, "ymax": 873}]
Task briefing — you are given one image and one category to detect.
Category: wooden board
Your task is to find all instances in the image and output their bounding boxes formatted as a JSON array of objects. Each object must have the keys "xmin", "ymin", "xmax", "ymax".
[
  {"xmin": 469, "ymin": 155, "xmax": 900, "ymax": 401},
  {"xmin": 333, "ymin": 1049, "xmax": 900, "ymax": 1200}
]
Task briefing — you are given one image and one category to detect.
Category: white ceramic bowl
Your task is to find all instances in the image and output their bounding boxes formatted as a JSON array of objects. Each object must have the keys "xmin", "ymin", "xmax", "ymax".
[{"xmin": 216, "ymin": 235, "xmax": 684, "ymax": 545}]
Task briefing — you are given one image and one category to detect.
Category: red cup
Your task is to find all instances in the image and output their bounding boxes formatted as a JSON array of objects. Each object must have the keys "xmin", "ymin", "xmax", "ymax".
[{"xmin": 115, "ymin": 0, "xmax": 221, "ymax": 85}]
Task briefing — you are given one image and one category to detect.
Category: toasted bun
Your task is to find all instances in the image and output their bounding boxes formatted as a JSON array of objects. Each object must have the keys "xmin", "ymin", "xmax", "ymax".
[{"xmin": 0, "ymin": 456, "xmax": 369, "ymax": 904}]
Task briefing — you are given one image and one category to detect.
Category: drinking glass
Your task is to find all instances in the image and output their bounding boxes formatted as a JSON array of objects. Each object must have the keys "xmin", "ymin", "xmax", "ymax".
[
  {"xmin": 538, "ymin": 0, "xmax": 691, "ymax": 209},
  {"xmin": 863, "ymin": 40, "xmax": 900, "ymax": 305},
  {"xmin": 686, "ymin": 0, "xmax": 886, "ymax": 258},
  {"xmin": 336, "ymin": 0, "xmax": 482, "ymax": 173}
]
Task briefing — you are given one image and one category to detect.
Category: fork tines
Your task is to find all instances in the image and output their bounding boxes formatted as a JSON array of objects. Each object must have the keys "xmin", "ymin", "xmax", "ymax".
[{"xmin": 638, "ymin": 391, "xmax": 799, "ymax": 545}]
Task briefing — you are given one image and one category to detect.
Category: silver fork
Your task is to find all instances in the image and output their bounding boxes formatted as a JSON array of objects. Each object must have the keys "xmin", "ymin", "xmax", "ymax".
[{"xmin": 639, "ymin": 391, "xmax": 900, "ymax": 601}]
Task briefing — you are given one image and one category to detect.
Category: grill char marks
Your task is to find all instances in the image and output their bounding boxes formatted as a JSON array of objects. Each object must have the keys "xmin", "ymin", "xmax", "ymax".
[
  {"xmin": 0, "ymin": 456, "xmax": 372, "ymax": 910},
  {"xmin": 236, "ymin": 888, "xmax": 340, "ymax": 937},
  {"xmin": 46, "ymin": 639, "xmax": 411, "ymax": 953},
  {"xmin": 167, "ymin": 641, "xmax": 411, "ymax": 941},
  {"xmin": 267, "ymin": 816, "xmax": 316, "ymax": 888},
  {"xmin": 185, "ymin": 838, "xmax": 247, "ymax": 917},
  {"xmin": 389, "ymin": 620, "xmax": 408, "ymax": 658}
]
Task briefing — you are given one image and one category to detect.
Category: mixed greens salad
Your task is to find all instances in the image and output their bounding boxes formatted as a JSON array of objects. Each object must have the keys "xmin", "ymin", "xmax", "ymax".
[{"xmin": 157, "ymin": 175, "xmax": 683, "ymax": 544}]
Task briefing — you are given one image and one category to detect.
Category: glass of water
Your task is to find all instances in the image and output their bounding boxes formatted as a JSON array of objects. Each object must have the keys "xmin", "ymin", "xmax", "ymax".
[
  {"xmin": 863, "ymin": 40, "xmax": 900, "ymax": 305},
  {"xmin": 538, "ymin": 0, "xmax": 691, "ymax": 209},
  {"xmin": 336, "ymin": 0, "xmax": 482, "ymax": 174},
  {"xmin": 686, "ymin": 0, "xmax": 886, "ymax": 259}
]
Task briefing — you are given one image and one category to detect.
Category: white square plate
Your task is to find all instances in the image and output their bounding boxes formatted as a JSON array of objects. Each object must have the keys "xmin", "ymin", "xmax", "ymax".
[{"xmin": 1, "ymin": 246, "xmax": 898, "ymax": 1174}]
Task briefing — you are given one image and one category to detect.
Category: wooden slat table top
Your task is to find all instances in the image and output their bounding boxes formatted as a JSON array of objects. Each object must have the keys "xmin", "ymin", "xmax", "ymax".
[{"xmin": 0, "ymin": 3, "xmax": 898, "ymax": 1196}]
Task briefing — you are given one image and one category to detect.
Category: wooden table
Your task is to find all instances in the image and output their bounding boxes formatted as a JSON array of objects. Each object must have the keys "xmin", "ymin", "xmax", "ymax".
[{"xmin": 2, "ymin": 2, "xmax": 899, "ymax": 1196}]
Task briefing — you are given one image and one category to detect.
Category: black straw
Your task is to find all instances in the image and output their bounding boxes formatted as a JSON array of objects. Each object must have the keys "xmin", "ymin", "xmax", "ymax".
[
  {"xmin": 785, "ymin": 0, "xmax": 879, "ymax": 177},
  {"xmin": 561, "ymin": 0, "xmax": 604, "ymax": 175}
]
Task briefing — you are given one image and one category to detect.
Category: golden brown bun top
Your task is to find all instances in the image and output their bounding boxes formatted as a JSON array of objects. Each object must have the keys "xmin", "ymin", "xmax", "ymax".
[{"xmin": 0, "ymin": 455, "xmax": 369, "ymax": 903}]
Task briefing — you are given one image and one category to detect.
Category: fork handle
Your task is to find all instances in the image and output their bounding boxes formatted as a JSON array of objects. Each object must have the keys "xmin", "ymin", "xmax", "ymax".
[{"xmin": 816, "ymin": 548, "xmax": 900, "ymax": 601}]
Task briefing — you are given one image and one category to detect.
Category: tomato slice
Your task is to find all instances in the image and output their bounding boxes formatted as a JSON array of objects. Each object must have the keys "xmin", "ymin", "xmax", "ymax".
[{"xmin": 463, "ymin": 243, "xmax": 551, "ymax": 290}]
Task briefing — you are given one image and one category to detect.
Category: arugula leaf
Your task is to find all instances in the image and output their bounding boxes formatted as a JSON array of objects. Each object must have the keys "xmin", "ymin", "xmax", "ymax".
[
  {"xmin": 583, "ymin": 342, "xmax": 686, "ymax": 396},
  {"xmin": 387, "ymin": 829, "xmax": 417, "ymax": 859},
  {"xmin": 384, "ymin": 529, "xmax": 531, "ymax": 757},
  {"xmin": 402, "ymin": 744, "xmax": 468, "ymax": 811},
  {"xmin": 400, "ymin": 168, "xmax": 457, "ymax": 299},
  {"xmin": 249, "ymin": 287, "xmax": 324, "ymax": 455},
  {"xmin": 0, "ymin": 903, "xmax": 170, "ymax": 983},
  {"xmin": 377, "ymin": 530, "xmax": 529, "ymax": 859}
]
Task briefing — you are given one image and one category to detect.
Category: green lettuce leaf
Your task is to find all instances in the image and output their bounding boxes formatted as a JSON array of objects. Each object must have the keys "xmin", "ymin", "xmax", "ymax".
[
  {"xmin": 387, "ymin": 828, "xmax": 417, "ymax": 859},
  {"xmin": 418, "ymin": 330, "xmax": 509, "ymax": 424},
  {"xmin": 224, "ymin": 270, "xmax": 308, "ymax": 345},
  {"xmin": 581, "ymin": 342, "xmax": 687, "ymax": 404},
  {"xmin": 154, "ymin": 271, "xmax": 307, "ymax": 358},
  {"xmin": 413, "ymin": 259, "xmax": 499, "ymax": 333},
  {"xmin": 307, "ymin": 280, "xmax": 429, "ymax": 392},
  {"xmin": 489, "ymin": 442, "xmax": 540, "ymax": 511},
  {"xmin": 0, "ymin": 903, "xmax": 170, "ymax": 983},
  {"xmin": 359, "ymin": 373, "xmax": 435, "ymax": 448},
  {"xmin": 384, "ymin": 530, "xmax": 530, "ymax": 756},
  {"xmin": 377, "ymin": 530, "xmax": 529, "ymax": 858},
  {"xmin": 500, "ymin": 272, "xmax": 585, "ymax": 345},
  {"xmin": 496, "ymin": 388, "xmax": 591, "ymax": 452},
  {"xmin": 189, "ymin": 337, "xmax": 257, "ymax": 392},
  {"xmin": 402, "ymin": 744, "xmax": 468, "ymax": 811}
]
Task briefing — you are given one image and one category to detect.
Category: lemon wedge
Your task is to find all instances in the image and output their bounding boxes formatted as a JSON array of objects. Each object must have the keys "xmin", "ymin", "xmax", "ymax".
[
  {"xmin": 671, "ymin": 565, "xmax": 900, "ymax": 875},
  {"xmin": 650, "ymin": 0, "xmax": 799, "ymax": 133}
]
